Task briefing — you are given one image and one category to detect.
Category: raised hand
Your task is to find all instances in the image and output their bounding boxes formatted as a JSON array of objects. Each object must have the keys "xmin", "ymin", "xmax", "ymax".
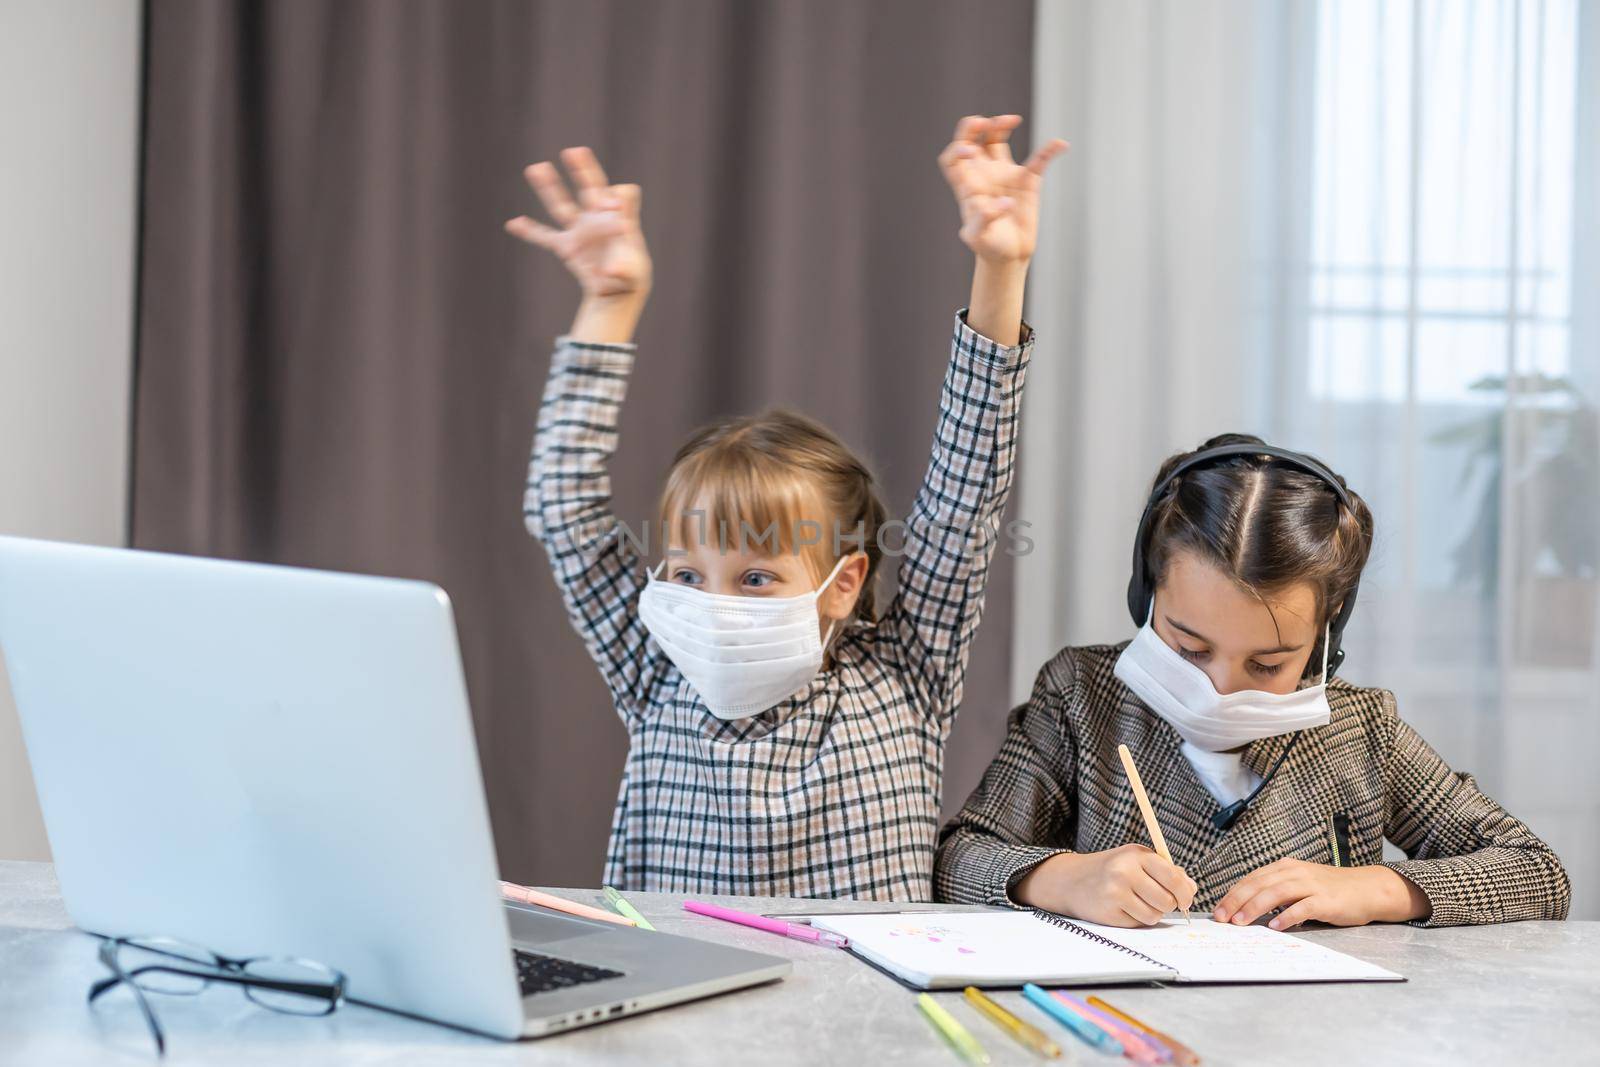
[
  {"xmin": 938, "ymin": 114, "xmax": 1068, "ymax": 265},
  {"xmin": 505, "ymin": 147, "xmax": 651, "ymax": 299}
]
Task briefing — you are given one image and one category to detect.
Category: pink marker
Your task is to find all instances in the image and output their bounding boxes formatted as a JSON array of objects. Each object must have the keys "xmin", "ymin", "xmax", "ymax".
[
  {"xmin": 682, "ymin": 901, "xmax": 849, "ymax": 948},
  {"xmin": 1050, "ymin": 991, "xmax": 1170, "ymax": 1063},
  {"xmin": 500, "ymin": 881, "xmax": 636, "ymax": 927}
]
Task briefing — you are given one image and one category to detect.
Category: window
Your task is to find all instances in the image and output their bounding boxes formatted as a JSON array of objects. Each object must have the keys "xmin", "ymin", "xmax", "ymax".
[{"xmin": 1307, "ymin": 0, "xmax": 1578, "ymax": 406}]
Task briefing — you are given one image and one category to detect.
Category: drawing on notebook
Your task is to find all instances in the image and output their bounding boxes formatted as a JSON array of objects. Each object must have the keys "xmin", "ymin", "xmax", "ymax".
[
  {"xmin": 1069, "ymin": 917, "xmax": 1394, "ymax": 982},
  {"xmin": 811, "ymin": 912, "xmax": 1170, "ymax": 988},
  {"xmin": 885, "ymin": 922, "xmax": 978, "ymax": 954},
  {"xmin": 1087, "ymin": 918, "xmax": 1323, "ymax": 953},
  {"xmin": 807, "ymin": 910, "xmax": 1403, "ymax": 989}
]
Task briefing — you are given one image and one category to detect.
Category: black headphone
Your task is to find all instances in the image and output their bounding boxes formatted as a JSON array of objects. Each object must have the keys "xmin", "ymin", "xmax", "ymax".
[
  {"xmin": 1209, "ymin": 734, "xmax": 1303, "ymax": 831},
  {"xmin": 1126, "ymin": 441, "xmax": 1360, "ymax": 680},
  {"xmin": 1125, "ymin": 442, "xmax": 1358, "ymax": 833}
]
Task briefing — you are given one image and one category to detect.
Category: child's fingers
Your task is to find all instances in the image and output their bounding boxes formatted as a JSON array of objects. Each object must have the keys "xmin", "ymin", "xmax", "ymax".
[
  {"xmin": 985, "ymin": 114, "xmax": 1022, "ymax": 163},
  {"xmin": 1023, "ymin": 138, "xmax": 1071, "ymax": 176},
  {"xmin": 940, "ymin": 116, "xmax": 989, "ymax": 165},
  {"xmin": 503, "ymin": 215, "xmax": 562, "ymax": 249},
  {"xmin": 1121, "ymin": 887, "xmax": 1168, "ymax": 926},
  {"xmin": 951, "ymin": 113, "xmax": 990, "ymax": 146},
  {"xmin": 1141, "ymin": 855, "xmax": 1198, "ymax": 910},
  {"xmin": 560, "ymin": 146, "xmax": 612, "ymax": 209},
  {"xmin": 939, "ymin": 155, "xmax": 977, "ymax": 199},
  {"xmin": 611, "ymin": 183, "xmax": 642, "ymax": 220},
  {"xmin": 1129, "ymin": 875, "xmax": 1180, "ymax": 918},
  {"xmin": 1213, "ymin": 858, "xmax": 1296, "ymax": 920},
  {"xmin": 1268, "ymin": 897, "xmax": 1322, "ymax": 931},
  {"xmin": 1227, "ymin": 880, "xmax": 1305, "ymax": 926},
  {"xmin": 524, "ymin": 162, "xmax": 579, "ymax": 226},
  {"xmin": 937, "ymin": 139, "xmax": 979, "ymax": 171},
  {"xmin": 938, "ymin": 142, "xmax": 981, "ymax": 195}
]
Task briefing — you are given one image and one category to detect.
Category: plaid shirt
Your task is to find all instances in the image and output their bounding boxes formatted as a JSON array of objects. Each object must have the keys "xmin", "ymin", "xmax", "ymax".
[
  {"xmin": 933, "ymin": 643, "xmax": 1571, "ymax": 926},
  {"xmin": 525, "ymin": 312, "xmax": 1032, "ymax": 900}
]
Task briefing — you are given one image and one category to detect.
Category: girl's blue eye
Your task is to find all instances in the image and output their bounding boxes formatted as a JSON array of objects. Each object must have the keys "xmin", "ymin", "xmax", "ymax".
[
  {"xmin": 671, "ymin": 569, "xmax": 702, "ymax": 585},
  {"xmin": 742, "ymin": 571, "xmax": 776, "ymax": 589}
]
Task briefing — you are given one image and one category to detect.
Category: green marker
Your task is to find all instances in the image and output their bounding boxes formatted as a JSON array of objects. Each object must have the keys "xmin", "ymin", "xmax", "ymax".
[
  {"xmin": 602, "ymin": 885, "xmax": 656, "ymax": 931},
  {"xmin": 918, "ymin": 993, "xmax": 990, "ymax": 1065}
]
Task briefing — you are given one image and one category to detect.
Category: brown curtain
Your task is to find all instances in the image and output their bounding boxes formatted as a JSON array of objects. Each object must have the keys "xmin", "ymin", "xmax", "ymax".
[{"xmin": 133, "ymin": 0, "xmax": 1036, "ymax": 888}]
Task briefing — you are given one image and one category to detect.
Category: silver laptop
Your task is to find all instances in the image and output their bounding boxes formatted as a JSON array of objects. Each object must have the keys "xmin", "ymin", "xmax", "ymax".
[{"xmin": 0, "ymin": 535, "xmax": 789, "ymax": 1039}]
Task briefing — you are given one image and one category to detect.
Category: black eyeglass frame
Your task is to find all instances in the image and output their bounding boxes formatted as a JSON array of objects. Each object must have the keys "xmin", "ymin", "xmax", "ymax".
[{"xmin": 88, "ymin": 935, "xmax": 346, "ymax": 1055}]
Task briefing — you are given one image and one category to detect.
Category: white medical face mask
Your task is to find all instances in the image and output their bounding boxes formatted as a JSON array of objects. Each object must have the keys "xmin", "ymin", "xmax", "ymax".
[
  {"xmin": 638, "ymin": 554, "xmax": 851, "ymax": 720},
  {"xmin": 1113, "ymin": 610, "xmax": 1333, "ymax": 752}
]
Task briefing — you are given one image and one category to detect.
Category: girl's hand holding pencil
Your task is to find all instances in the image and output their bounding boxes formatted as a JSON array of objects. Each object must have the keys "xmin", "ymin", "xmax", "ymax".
[{"xmin": 1012, "ymin": 744, "xmax": 1198, "ymax": 928}]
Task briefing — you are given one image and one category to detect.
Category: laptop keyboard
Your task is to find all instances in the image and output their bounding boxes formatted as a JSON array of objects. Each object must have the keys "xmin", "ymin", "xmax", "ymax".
[{"xmin": 514, "ymin": 948, "xmax": 625, "ymax": 996}]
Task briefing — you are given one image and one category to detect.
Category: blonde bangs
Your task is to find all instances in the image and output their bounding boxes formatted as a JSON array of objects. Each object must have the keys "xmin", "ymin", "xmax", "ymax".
[
  {"xmin": 659, "ymin": 444, "xmax": 832, "ymax": 575},
  {"xmin": 655, "ymin": 407, "xmax": 888, "ymax": 619}
]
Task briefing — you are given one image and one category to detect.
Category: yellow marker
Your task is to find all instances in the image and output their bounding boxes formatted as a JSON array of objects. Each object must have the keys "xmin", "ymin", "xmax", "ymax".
[
  {"xmin": 602, "ymin": 885, "xmax": 656, "ymax": 931},
  {"xmin": 963, "ymin": 986, "xmax": 1061, "ymax": 1058},
  {"xmin": 917, "ymin": 993, "xmax": 990, "ymax": 1065}
]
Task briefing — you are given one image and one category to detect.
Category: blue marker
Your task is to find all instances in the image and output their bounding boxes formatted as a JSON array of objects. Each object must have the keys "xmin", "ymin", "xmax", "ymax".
[{"xmin": 1021, "ymin": 983, "xmax": 1125, "ymax": 1056}]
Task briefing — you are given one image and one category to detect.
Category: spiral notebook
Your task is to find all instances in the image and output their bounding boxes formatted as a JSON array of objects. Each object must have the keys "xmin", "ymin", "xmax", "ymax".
[{"xmin": 806, "ymin": 911, "xmax": 1403, "ymax": 989}]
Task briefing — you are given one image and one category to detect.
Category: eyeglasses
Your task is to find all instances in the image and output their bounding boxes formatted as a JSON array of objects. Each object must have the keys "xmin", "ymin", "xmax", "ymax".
[{"xmin": 88, "ymin": 935, "xmax": 347, "ymax": 1055}]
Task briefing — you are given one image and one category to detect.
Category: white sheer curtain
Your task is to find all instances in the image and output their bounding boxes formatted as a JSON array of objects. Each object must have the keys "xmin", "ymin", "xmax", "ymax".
[{"xmin": 1019, "ymin": 0, "xmax": 1598, "ymax": 918}]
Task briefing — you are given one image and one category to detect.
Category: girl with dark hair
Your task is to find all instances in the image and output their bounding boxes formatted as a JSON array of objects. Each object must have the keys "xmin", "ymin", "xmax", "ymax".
[{"xmin": 934, "ymin": 434, "xmax": 1570, "ymax": 929}]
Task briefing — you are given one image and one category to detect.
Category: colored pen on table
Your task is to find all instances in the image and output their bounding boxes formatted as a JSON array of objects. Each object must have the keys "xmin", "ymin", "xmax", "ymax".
[
  {"xmin": 500, "ymin": 881, "xmax": 636, "ymax": 927},
  {"xmin": 1087, "ymin": 996, "xmax": 1201, "ymax": 1067},
  {"xmin": 1021, "ymin": 983, "xmax": 1123, "ymax": 1056},
  {"xmin": 1050, "ymin": 992, "xmax": 1168, "ymax": 1063},
  {"xmin": 602, "ymin": 885, "xmax": 656, "ymax": 931},
  {"xmin": 918, "ymin": 993, "xmax": 991, "ymax": 1065},
  {"xmin": 963, "ymin": 987, "xmax": 1061, "ymax": 1059},
  {"xmin": 681, "ymin": 900, "xmax": 849, "ymax": 947}
]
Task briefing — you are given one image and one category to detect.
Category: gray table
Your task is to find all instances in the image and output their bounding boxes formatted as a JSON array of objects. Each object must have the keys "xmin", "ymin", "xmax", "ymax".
[{"xmin": 1, "ymin": 861, "xmax": 1595, "ymax": 1066}]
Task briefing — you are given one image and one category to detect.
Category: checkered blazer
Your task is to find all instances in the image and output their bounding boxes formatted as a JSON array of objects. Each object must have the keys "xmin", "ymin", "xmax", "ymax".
[
  {"xmin": 933, "ymin": 643, "xmax": 1571, "ymax": 926},
  {"xmin": 525, "ymin": 311, "xmax": 1031, "ymax": 900}
]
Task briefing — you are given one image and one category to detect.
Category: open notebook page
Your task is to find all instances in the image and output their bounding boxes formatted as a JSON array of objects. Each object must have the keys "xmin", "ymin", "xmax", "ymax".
[
  {"xmin": 1068, "ymin": 916, "xmax": 1404, "ymax": 983},
  {"xmin": 808, "ymin": 912, "xmax": 1175, "ymax": 989}
]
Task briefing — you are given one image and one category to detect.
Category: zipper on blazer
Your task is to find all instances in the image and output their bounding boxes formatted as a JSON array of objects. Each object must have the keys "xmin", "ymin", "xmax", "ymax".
[{"xmin": 1328, "ymin": 812, "xmax": 1352, "ymax": 867}]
